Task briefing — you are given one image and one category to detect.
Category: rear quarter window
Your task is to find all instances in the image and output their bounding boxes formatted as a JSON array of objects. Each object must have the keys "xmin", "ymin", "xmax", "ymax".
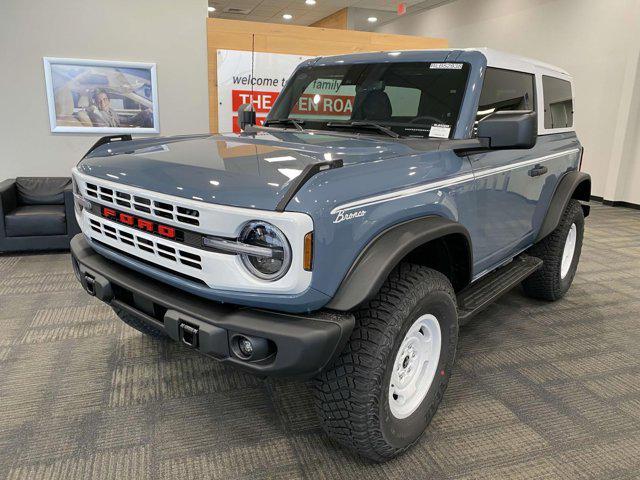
[
  {"xmin": 542, "ymin": 75, "xmax": 573, "ymax": 129},
  {"xmin": 477, "ymin": 67, "xmax": 535, "ymax": 120}
]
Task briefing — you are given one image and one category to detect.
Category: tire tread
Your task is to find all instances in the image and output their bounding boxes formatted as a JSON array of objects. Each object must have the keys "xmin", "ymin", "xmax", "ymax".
[{"xmin": 314, "ymin": 263, "xmax": 456, "ymax": 461}]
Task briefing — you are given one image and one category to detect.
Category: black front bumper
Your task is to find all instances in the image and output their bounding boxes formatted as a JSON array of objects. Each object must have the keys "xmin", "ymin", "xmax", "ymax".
[{"xmin": 70, "ymin": 235, "xmax": 354, "ymax": 377}]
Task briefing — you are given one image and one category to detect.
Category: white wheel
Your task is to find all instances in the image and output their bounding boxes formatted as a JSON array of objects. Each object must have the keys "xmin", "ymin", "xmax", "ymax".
[
  {"xmin": 389, "ymin": 314, "xmax": 442, "ymax": 419},
  {"xmin": 560, "ymin": 223, "xmax": 577, "ymax": 279}
]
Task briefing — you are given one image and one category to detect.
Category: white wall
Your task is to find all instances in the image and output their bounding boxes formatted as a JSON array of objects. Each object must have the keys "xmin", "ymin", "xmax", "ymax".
[
  {"xmin": 377, "ymin": 0, "xmax": 640, "ymax": 203},
  {"xmin": 0, "ymin": 0, "xmax": 209, "ymax": 179}
]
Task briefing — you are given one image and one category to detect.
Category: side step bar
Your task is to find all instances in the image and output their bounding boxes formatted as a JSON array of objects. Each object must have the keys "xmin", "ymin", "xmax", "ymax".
[{"xmin": 457, "ymin": 254, "xmax": 543, "ymax": 325}]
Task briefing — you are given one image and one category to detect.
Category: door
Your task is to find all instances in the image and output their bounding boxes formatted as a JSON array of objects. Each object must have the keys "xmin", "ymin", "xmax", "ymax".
[{"xmin": 469, "ymin": 67, "xmax": 546, "ymax": 275}]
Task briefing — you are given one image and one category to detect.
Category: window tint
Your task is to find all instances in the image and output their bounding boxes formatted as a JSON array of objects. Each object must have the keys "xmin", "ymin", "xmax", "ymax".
[
  {"xmin": 477, "ymin": 68, "xmax": 535, "ymax": 120},
  {"xmin": 542, "ymin": 75, "xmax": 573, "ymax": 128}
]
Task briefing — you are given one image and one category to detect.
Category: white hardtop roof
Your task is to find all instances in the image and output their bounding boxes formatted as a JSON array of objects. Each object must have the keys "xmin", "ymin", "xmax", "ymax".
[
  {"xmin": 314, "ymin": 48, "xmax": 572, "ymax": 80},
  {"xmin": 464, "ymin": 48, "xmax": 571, "ymax": 78}
]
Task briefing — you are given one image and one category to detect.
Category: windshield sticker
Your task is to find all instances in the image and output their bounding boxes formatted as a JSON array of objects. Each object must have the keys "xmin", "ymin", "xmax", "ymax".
[
  {"xmin": 429, "ymin": 124, "xmax": 451, "ymax": 139},
  {"xmin": 430, "ymin": 63, "xmax": 464, "ymax": 70}
]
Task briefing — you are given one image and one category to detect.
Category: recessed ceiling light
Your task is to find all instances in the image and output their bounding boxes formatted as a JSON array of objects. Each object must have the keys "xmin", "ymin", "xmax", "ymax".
[
  {"xmin": 208, "ymin": 6, "xmax": 215, "ymax": 12},
  {"xmin": 283, "ymin": 13, "xmax": 293, "ymax": 20},
  {"xmin": 367, "ymin": 16, "xmax": 378, "ymax": 23},
  {"xmin": 305, "ymin": 0, "xmax": 316, "ymax": 4}
]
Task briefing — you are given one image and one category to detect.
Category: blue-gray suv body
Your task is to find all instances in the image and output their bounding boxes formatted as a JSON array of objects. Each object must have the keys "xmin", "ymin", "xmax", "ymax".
[{"xmin": 71, "ymin": 48, "xmax": 590, "ymax": 460}]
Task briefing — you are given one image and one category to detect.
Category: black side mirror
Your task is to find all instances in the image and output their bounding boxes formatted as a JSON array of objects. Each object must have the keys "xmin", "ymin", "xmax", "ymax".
[
  {"xmin": 237, "ymin": 103, "xmax": 256, "ymax": 131},
  {"xmin": 478, "ymin": 110, "xmax": 537, "ymax": 149}
]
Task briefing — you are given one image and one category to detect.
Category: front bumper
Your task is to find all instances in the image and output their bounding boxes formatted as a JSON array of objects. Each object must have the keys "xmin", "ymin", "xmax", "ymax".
[{"xmin": 71, "ymin": 235, "xmax": 354, "ymax": 378}]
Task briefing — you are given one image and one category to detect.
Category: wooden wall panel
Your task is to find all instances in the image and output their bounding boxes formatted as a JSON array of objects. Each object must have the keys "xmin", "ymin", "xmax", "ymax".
[
  {"xmin": 310, "ymin": 8, "xmax": 348, "ymax": 30},
  {"xmin": 207, "ymin": 18, "xmax": 447, "ymax": 133}
]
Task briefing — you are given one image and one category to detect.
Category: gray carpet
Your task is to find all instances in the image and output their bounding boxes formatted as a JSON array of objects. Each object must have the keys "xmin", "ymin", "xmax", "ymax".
[{"xmin": 1, "ymin": 203, "xmax": 640, "ymax": 479}]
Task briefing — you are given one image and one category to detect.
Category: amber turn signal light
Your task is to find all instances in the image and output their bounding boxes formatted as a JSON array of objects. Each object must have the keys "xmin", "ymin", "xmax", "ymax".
[{"xmin": 303, "ymin": 232, "xmax": 313, "ymax": 271}]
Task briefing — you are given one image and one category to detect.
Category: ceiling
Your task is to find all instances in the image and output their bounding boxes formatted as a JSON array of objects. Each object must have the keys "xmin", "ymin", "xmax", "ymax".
[{"xmin": 207, "ymin": 0, "xmax": 447, "ymax": 28}]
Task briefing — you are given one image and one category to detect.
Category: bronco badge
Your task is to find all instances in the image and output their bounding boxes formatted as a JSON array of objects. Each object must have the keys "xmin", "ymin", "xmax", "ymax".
[{"xmin": 333, "ymin": 209, "xmax": 366, "ymax": 224}]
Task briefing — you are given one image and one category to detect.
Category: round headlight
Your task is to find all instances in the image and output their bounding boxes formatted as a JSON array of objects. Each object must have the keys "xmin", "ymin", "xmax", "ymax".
[{"xmin": 239, "ymin": 221, "xmax": 291, "ymax": 281}]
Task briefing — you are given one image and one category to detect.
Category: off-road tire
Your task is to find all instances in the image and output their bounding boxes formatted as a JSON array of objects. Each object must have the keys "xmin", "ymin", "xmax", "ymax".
[
  {"xmin": 112, "ymin": 304, "xmax": 168, "ymax": 339},
  {"xmin": 314, "ymin": 263, "xmax": 458, "ymax": 462},
  {"xmin": 522, "ymin": 199, "xmax": 584, "ymax": 301}
]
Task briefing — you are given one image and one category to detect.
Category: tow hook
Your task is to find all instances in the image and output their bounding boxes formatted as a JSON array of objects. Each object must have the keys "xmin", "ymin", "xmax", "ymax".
[
  {"xmin": 179, "ymin": 322, "xmax": 199, "ymax": 348},
  {"xmin": 84, "ymin": 275, "xmax": 96, "ymax": 295}
]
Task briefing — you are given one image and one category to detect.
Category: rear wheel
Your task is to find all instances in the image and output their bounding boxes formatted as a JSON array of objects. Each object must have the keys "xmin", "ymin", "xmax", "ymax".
[
  {"xmin": 522, "ymin": 199, "xmax": 584, "ymax": 300},
  {"xmin": 314, "ymin": 264, "xmax": 458, "ymax": 461}
]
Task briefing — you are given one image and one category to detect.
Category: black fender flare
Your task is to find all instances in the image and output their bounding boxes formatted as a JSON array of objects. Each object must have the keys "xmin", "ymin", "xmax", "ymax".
[
  {"xmin": 326, "ymin": 216, "xmax": 473, "ymax": 311},
  {"xmin": 536, "ymin": 171, "xmax": 591, "ymax": 242}
]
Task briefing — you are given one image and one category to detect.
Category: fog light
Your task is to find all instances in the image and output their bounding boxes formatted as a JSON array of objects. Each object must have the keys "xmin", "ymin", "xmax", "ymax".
[
  {"xmin": 231, "ymin": 333, "xmax": 273, "ymax": 361},
  {"xmin": 238, "ymin": 337, "xmax": 253, "ymax": 357}
]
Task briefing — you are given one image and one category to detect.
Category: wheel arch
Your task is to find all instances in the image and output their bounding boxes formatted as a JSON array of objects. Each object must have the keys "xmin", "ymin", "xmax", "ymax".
[
  {"xmin": 536, "ymin": 171, "xmax": 591, "ymax": 242},
  {"xmin": 326, "ymin": 216, "xmax": 473, "ymax": 311}
]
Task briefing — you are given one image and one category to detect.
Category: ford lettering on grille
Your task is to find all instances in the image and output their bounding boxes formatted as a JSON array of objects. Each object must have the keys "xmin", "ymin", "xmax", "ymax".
[{"xmin": 101, "ymin": 206, "xmax": 183, "ymax": 241}]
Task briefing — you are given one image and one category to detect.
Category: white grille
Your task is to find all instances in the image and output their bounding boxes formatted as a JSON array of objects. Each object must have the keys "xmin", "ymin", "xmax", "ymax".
[
  {"xmin": 88, "ymin": 217, "xmax": 202, "ymax": 270},
  {"xmin": 85, "ymin": 182, "xmax": 200, "ymax": 226},
  {"xmin": 74, "ymin": 168, "xmax": 314, "ymax": 294}
]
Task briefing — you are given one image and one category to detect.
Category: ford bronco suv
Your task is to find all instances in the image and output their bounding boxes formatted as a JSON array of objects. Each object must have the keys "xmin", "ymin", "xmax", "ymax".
[{"xmin": 71, "ymin": 48, "xmax": 590, "ymax": 461}]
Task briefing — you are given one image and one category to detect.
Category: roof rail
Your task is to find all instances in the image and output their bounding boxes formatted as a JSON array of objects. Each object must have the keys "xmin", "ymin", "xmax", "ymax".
[{"xmin": 82, "ymin": 134, "xmax": 133, "ymax": 159}]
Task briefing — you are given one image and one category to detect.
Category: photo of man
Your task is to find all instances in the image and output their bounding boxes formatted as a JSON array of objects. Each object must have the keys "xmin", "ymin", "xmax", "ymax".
[
  {"xmin": 86, "ymin": 88, "xmax": 153, "ymax": 128},
  {"xmin": 44, "ymin": 58, "xmax": 159, "ymax": 133}
]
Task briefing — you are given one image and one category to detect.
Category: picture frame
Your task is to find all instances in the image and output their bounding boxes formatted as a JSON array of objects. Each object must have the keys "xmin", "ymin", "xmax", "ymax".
[{"xmin": 43, "ymin": 57, "xmax": 160, "ymax": 134}]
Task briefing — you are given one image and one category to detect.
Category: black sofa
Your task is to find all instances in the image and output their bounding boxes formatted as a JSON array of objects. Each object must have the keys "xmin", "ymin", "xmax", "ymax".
[{"xmin": 0, "ymin": 177, "xmax": 81, "ymax": 253}]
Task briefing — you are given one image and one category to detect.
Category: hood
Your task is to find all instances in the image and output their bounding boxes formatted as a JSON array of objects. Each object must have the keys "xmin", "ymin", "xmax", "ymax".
[{"xmin": 77, "ymin": 130, "xmax": 428, "ymax": 210}]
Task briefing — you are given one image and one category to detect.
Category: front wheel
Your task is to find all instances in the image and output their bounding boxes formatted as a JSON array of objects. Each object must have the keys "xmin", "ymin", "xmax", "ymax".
[
  {"xmin": 522, "ymin": 199, "xmax": 585, "ymax": 301},
  {"xmin": 314, "ymin": 264, "xmax": 458, "ymax": 461}
]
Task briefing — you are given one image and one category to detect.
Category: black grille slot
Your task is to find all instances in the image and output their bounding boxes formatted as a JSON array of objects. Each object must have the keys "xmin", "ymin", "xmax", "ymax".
[
  {"xmin": 180, "ymin": 259, "xmax": 202, "ymax": 269},
  {"xmin": 177, "ymin": 215, "xmax": 199, "ymax": 225},
  {"xmin": 157, "ymin": 243, "xmax": 176, "ymax": 254},
  {"xmin": 138, "ymin": 243, "xmax": 154, "ymax": 253},
  {"xmin": 158, "ymin": 251, "xmax": 176, "ymax": 261},
  {"xmin": 154, "ymin": 201, "xmax": 173, "ymax": 211},
  {"xmin": 177, "ymin": 206, "xmax": 199, "ymax": 217},
  {"xmin": 116, "ymin": 191, "xmax": 131, "ymax": 200},
  {"xmin": 134, "ymin": 196, "xmax": 151, "ymax": 205},
  {"xmin": 180, "ymin": 251, "xmax": 201, "ymax": 261}
]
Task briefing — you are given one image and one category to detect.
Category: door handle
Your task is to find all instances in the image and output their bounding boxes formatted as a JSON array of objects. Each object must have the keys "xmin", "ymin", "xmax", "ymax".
[{"xmin": 528, "ymin": 165, "xmax": 548, "ymax": 177}]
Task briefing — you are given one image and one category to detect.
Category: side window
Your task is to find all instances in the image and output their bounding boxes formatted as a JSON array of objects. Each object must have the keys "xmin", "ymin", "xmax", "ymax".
[
  {"xmin": 477, "ymin": 68, "xmax": 535, "ymax": 120},
  {"xmin": 542, "ymin": 75, "xmax": 573, "ymax": 129}
]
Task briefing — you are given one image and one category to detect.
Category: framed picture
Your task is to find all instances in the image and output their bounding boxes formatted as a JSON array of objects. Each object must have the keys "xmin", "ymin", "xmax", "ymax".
[{"xmin": 43, "ymin": 57, "xmax": 159, "ymax": 134}]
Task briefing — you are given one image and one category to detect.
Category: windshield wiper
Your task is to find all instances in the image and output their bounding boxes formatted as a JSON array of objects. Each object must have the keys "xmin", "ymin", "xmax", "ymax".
[
  {"xmin": 326, "ymin": 121, "xmax": 400, "ymax": 138},
  {"xmin": 263, "ymin": 118, "xmax": 305, "ymax": 131}
]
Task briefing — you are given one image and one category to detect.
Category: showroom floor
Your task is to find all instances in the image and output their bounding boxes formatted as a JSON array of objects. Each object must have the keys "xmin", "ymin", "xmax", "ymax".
[{"xmin": 1, "ymin": 203, "xmax": 639, "ymax": 480}]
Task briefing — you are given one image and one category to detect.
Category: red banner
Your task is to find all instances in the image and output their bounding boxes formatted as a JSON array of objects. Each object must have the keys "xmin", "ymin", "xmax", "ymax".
[
  {"xmin": 291, "ymin": 93, "xmax": 354, "ymax": 116},
  {"xmin": 232, "ymin": 90, "xmax": 279, "ymax": 114}
]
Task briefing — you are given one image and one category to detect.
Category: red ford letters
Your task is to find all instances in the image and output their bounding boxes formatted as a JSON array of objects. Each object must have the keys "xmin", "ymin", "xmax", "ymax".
[{"xmin": 102, "ymin": 207, "xmax": 176, "ymax": 239}]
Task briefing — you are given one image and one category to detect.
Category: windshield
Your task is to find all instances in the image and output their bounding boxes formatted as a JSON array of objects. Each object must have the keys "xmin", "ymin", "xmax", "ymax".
[{"xmin": 267, "ymin": 62, "xmax": 470, "ymax": 139}]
